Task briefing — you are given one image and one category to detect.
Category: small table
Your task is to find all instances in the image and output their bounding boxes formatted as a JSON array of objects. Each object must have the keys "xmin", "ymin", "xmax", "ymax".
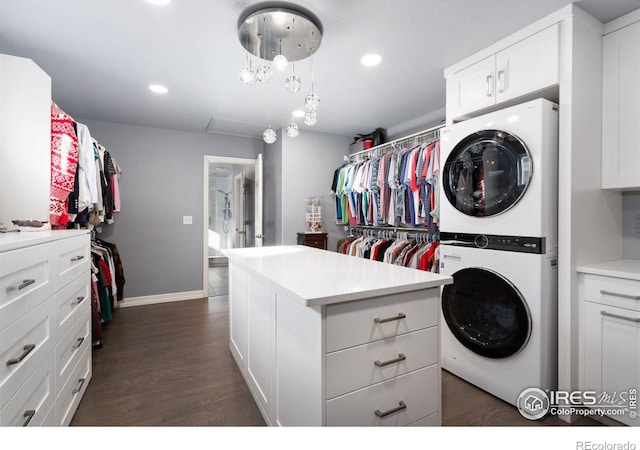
[{"xmin": 297, "ymin": 232, "xmax": 328, "ymax": 250}]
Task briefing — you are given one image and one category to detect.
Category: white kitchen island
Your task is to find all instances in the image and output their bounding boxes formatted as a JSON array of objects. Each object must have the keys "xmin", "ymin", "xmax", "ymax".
[{"xmin": 222, "ymin": 245, "xmax": 453, "ymax": 426}]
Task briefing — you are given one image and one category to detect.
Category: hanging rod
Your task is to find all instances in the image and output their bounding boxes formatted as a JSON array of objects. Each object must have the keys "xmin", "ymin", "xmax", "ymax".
[
  {"xmin": 350, "ymin": 225, "xmax": 439, "ymax": 241},
  {"xmin": 346, "ymin": 123, "xmax": 445, "ymax": 164}
]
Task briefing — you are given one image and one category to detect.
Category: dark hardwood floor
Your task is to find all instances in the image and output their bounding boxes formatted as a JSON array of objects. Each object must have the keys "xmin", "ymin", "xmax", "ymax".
[{"xmin": 72, "ymin": 297, "xmax": 601, "ymax": 427}]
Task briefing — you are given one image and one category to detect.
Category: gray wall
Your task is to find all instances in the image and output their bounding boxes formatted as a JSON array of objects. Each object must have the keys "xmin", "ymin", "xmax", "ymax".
[
  {"xmin": 263, "ymin": 131, "xmax": 283, "ymax": 245},
  {"xmin": 81, "ymin": 119, "xmax": 261, "ymax": 298},
  {"xmin": 622, "ymin": 192, "xmax": 640, "ymax": 259}
]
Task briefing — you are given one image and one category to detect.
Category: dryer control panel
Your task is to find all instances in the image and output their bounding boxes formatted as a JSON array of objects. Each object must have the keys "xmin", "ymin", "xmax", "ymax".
[{"xmin": 440, "ymin": 232, "xmax": 546, "ymax": 254}]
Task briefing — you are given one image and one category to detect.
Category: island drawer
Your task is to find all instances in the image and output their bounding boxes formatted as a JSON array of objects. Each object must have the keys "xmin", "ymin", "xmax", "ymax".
[
  {"xmin": 325, "ymin": 364, "xmax": 439, "ymax": 426},
  {"xmin": 325, "ymin": 289, "xmax": 438, "ymax": 352},
  {"xmin": 325, "ymin": 327, "xmax": 438, "ymax": 399}
]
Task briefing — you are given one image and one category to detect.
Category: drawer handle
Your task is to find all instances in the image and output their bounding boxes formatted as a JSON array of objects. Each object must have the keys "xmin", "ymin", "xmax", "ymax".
[
  {"xmin": 601, "ymin": 310, "xmax": 640, "ymax": 323},
  {"xmin": 485, "ymin": 74, "xmax": 493, "ymax": 97},
  {"xmin": 375, "ymin": 353, "xmax": 406, "ymax": 367},
  {"xmin": 374, "ymin": 313, "xmax": 406, "ymax": 324},
  {"xmin": 73, "ymin": 337, "xmax": 85, "ymax": 350},
  {"xmin": 6, "ymin": 344, "xmax": 36, "ymax": 367},
  {"xmin": 375, "ymin": 401, "xmax": 407, "ymax": 419},
  {"xmin": 72, "ymin": 377, "xmax": 86, "ymax": 395},
  {"xmin": 70, "ymin": 255, "xmax": 85, "ymax": 262},
  {"xmin": 600, "ymin": 289, "xmax": 640, "ymax": 301},
  {"xmin": 6, "ymin": 279, "xmax": 36, "ymax": 293},
  {"xmin": 75, "ymin": 296, "xmax": 86, "ymax": 306},
  {"xmin": 22, "ymin": 410, "xmax": 36, "ymax": 427}
]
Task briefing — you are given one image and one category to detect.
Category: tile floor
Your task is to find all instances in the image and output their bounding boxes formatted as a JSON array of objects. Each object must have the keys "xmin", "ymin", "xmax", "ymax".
[{"xmin": 208, "ymin": 265, "xmax": 229, "ymax": 298}]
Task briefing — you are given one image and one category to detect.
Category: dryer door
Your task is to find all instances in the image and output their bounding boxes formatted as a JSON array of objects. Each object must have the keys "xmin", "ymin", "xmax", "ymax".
[
  {"xmin": 442, "ymin": 130, "xmax": 532, "ymax": 217},
  {"xmin": 442, "ymin": 267, "xmax": 531, "ymax": 359}
]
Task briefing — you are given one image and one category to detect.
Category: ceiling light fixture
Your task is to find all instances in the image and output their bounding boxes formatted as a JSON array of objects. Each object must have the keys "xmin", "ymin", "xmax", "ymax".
[
  {"xmin": 237, "ymin": 4, "xmax": 323, "ymax": 142},
  {"xmin": 360, "ymin": 53, "xmax": 382, "ymax": 67},
  {"xmin": 149, "ymin": 84, "xmax": 168, "ymax": 94}
]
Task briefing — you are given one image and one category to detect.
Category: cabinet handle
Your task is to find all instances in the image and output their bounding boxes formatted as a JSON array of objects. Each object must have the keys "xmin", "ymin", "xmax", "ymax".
[
  {"xmin": 22, "ymin": 410, "xmax": 36, "ymax": 427},
  {"xmin": 70, "ymin": 255, "xmax": 85, "ymax": 262},
  {"xmin": 375, "ymin": 401, "xmax": 407, "ymax": 419},
  {"xmin": 73, "ymin": 337, "xmax": 85, "ymax": 350},
  {"xmin": 601, "ymin": 310, "xmax": 640, "ymax": 323},
  {"xmin": 72, "ymin": 377, "xmax": 86, "ymax": 394},
  {"xmin": 374, "ymin": 313, "xmax": 406, "ymax": 324},
  {"xmin": 485, "ymin": 74, "xmax": 493, "ymax": 97},
  {"xmin": 600, "ymin": 289, "xmax": 640, "ymax": 301},
  {"xmin": 374, "ymin": 353, "xmax": 406, "ymax": 367},
  {"xmin": 6, "ymin": 344, "xmax": 36, "ymax": 367},
  {"xmin": 497, "ymin": 69, "xmax": 506, "ymax": 93},
  {"xmin": 6, "ymin": 279, "xmax": 36, "ymax": 293},
  {"xmin": 75, "ymin": 296, "xmax": 86, "ymax": 305}
]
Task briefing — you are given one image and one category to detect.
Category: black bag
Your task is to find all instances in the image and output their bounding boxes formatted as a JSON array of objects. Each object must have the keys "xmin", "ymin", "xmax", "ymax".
[{"xmin": 353, "ymin": 127, "xmax": 386, "ymax": 147}]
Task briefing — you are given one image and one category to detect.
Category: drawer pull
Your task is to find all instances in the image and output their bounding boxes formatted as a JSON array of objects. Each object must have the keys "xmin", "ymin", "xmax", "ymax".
[
  {"xmin": 6, "ymin": 344, "xmax": 36, "ymax": 367},
  {"xmin": 375, "ymin": 353, "xmax": 407, "ymax": 367},
  {"xmin": 600, "ymin": 289, "xmax": 640, "ymax": 301},
  {"xmin": 73, "ymin": 337, "xmax": 85, "ymax": 350},
  {"xmin": 22, "ymin": 410, "xmax": 36, "ymax": 427},
  {"xmin": 75, "ymin": 296, "xmax": 86, "ymax": 305},
  {"xmin": 6, "ymin": 279, "xmax": 36, "ymax": 293},
  {"xmin": 375, "ymin": 401, "xmax": 407, "ymax": 419},
  {"xmin": 72, "ymin": 377, "xmax": 86, "ymax": 395},
  {"xmin": 374, "ymin": 313, "xmax": 406, "ymax": 324},
  {"xmin": 601, "ymin": 310, "xmax": 640, "ymax": 323},
  {"xmin": 70, "ymin": 255, "xmax": 85, "ymax": 262}
]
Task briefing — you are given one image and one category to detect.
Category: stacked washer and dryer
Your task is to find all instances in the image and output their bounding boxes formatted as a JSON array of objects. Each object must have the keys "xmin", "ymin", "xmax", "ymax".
[{"xmin": 438, "ymin": 98, "xmax": 559, "ymax": 406}]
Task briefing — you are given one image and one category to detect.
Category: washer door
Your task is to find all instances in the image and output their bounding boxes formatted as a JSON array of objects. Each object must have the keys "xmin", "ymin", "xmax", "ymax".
[
  {"xmin": 442, "ymin": 267, "xmax": 531, "ymax": 359},
  {"xmin": 443, "ymin": 130, "xmax": 532, "ymax": 217}
]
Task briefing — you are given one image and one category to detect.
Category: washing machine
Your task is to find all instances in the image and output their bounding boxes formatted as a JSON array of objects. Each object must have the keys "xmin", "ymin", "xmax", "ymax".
[
  {"xmin": 439, "ymin": 235, "xmax": 558, "ymax": 406},
  {"xmin": 439, "ymin": 98, "xmax": 558, "ymax": 254}
]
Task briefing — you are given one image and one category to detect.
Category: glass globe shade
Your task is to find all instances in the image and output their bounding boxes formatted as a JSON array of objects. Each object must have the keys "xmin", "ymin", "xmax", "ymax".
[
  {"xmin": 239, "ymin": 66, "xmax": 256, "ymax": 86},
  {"xmin": 304, "ymin": 93, "xmax": 320, "ymax": 110},
  {"xmin": 273, "ymin": 54, "xmax": 288, "ymax": 72},
  {"xmin": 286, "ymin": 122, "xmax": 300, "ymax": 138},
  {"xmin": 256, "ymin": 65, "xmax": 273, "ymax": 83},
  {"xmin": 304, "ymin": 109, "xmax": 318, "ymax": 126},
  {"xmin": 263, "ymin": 128, "xmax": 277, "ymax": 144},
  {"xmin": 285, "ymin": 74, "xmax": 302, "ymax": 93}
]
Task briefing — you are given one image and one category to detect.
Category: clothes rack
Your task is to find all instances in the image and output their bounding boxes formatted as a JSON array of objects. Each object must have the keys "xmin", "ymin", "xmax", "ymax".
[{"xmin": 349, "ymin": 225, "xmax": 439, "ymax": 243}]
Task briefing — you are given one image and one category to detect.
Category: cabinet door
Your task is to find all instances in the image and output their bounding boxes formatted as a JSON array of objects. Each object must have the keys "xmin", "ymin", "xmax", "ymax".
[
  {"xmin": 602, "ymin": 21, "xmax": 640, "ymax": 189},
  {"xmin": 228, "ymin": 265, "xmax": 248, "ymax": 369},
  {"xmin": 446, "ymin": 55, "xmax": 495, "ymax": 120},
  {"xmin": 496, "ymin": 24, "xmax": 559, "ymax": 103},
  {"xmin": 584, "ymin": 301, "xmax": 640, "ymax": 426}
]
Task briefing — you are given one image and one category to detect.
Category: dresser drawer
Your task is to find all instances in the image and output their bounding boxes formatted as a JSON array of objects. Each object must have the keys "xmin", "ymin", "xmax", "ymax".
[
  {"xmin": 408, "ymin": 411, "xmax": 439, "ymax": 426},
  {"xmin": 55, "ymin": 345, "xmax": 91, "ymax": 426},
  {"xmin": 55, "ymin": 309, "xmax": 91, "ymax": 394},
  {"xmin": 52, "ymin": 234, "xmax": 90, "ymax": 291},
  {"xmin": 583, "ymin": 274, "xmax": 640, "ymax": 312},
  {"xmin": 325, "ymin": 289, "xmax": 439, "ymax": 352},
  {"xmin": 53, "ymin": 273, "xmax": 90, "ymax": 341},
  {"xmin": 0, "ymin": 299, "xmax": 53, "ymax": 409},
  {"xmin": 326, "ymin": 364, "xmax": 439, "ymax": 426},
  {"xmin": 0, "ymin": 353, "xmax": 54, "ymax": 426},
  {"xmin": 0, "ymin": 243, "xmax": 53, "ymax": 332},
  {"xmin": 326, "ymin": 327, "xmax": 438, "ymax": 399}
]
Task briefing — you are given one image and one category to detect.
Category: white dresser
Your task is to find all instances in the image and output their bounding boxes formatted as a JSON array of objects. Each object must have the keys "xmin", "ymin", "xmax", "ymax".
[{"xmin": 0, "ymin": 230, "xmax": 91, "ymax": 426}]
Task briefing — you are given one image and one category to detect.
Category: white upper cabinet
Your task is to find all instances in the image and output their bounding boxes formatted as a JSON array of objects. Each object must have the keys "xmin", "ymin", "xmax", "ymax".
[
  {"xmin": 602, "ymin": 15, "xmax": 640, "ymax": 190},
  {"xmin": 446, "ymin": 23, "xmax": 559, "ymax": 121}
]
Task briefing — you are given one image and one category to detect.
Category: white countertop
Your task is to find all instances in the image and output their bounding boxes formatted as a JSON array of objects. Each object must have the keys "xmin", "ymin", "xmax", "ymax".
[
  {"xmin": 0, "ymin": 229, "xmax": 90, "ymax": 253},
  {"xmin": 576, "ymin": 259, "xmax": 640, "ymax": 281},
  {"xmin": 223, "ymin": 245, "xmax": 453, "ymax": 307}
]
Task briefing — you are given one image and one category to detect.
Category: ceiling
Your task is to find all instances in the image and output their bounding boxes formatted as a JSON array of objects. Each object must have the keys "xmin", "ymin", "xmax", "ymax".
[{"xmin": 1, "ymin": 0, "xmax": 638, "ymax": 141}]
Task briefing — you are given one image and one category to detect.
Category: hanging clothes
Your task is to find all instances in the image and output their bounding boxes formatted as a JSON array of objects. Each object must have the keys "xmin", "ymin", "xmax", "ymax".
[{"xmin": 50, "ymin": 103, "xmax": 79, "ymax": 227}]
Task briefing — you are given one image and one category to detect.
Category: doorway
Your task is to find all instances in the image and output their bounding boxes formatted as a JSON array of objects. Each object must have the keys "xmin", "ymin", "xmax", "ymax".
[{"xmin": 203, "ymin": 155, "xmax": 263, "ymax": 298}]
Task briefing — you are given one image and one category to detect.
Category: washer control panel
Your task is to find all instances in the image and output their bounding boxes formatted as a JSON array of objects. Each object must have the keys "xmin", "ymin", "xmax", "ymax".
[{"xmin": 440, "ymin": 232, "xmax": 546, "ymax": 254}]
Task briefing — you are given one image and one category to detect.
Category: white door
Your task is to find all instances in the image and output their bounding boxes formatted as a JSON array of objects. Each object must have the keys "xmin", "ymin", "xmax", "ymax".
[
  {"xmin": 234, "ymin": 171, "xmax": 246, "ymax": 248},
  {"xmin": 254, "ymin": 154, "xmax": 264, "ymax": 247}
]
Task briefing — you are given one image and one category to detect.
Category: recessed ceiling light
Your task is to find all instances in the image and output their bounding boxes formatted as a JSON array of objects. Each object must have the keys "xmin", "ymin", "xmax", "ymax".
[
  {"xmin": 360, "ymin": 53, "xmax": 382, "ymax": 67},
  {"xmin": 146, "ymin": 0, "xmax": 171, "ymax": 5},
  {"xmin": 292, "ymin": 110, "xmax": 305, "ymax": 118},
  {"xmin": 149, "ymin": 84, "xmax": 168, "ymax": 94}
]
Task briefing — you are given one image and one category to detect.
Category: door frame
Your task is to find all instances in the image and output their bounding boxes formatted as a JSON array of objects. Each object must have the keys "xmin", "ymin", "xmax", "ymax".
[{"xmin": 203, "ymin": 155, "xmax": 257, "ymax": 296}]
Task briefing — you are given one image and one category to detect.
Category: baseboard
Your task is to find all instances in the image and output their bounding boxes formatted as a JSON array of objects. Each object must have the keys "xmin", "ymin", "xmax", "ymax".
[{"xmin": 118, "ymin": 290, "xmax": 206, "ymax": 308}]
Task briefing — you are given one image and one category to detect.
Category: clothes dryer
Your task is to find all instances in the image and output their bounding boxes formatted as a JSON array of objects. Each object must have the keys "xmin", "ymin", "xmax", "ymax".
[
  {"xmin": 439, "ymin": 234, "xmax": 558, "ymax": 406},
  {"xmin": 439, "ymin": 99, "xmax": 558, "ymax": 255}
]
